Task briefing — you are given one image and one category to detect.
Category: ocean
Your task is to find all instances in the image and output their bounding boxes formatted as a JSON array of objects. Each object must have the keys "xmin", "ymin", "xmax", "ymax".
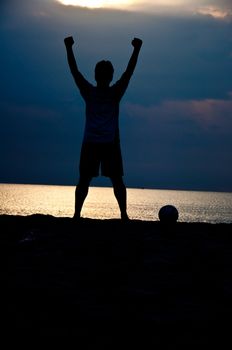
[{"xmin": 0, "ymin": 183, "xmax": 231, "ymax": 223}]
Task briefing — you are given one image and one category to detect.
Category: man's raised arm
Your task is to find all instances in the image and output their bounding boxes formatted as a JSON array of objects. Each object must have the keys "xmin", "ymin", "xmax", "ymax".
[
  {"xmin": 64, "ymin": 36, "xmax": 87, "ymax": 88},
  {"xmin": 123, "ymin": 38, "xmax": 143, "ymax": 80}
]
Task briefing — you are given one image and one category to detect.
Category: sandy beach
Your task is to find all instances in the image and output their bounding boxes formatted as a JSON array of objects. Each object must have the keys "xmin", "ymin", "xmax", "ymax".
[{"xmin": 3, "ymin": 214, "xmax": 232, "ymax": 343}]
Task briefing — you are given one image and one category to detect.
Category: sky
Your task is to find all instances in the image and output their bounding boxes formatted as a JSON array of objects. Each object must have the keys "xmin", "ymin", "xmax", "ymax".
[{"xmin": 1, "ymin": 0, "xmax": 232, "ymax": 192}]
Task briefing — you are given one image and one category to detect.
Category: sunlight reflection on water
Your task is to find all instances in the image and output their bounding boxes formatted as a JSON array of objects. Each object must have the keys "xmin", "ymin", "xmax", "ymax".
[{"xmin": 0, "ymin": 183, "xmax": 231, "ymax": 223}]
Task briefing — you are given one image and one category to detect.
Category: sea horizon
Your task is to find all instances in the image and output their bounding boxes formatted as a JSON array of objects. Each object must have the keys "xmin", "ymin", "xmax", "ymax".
[
  {"xmin": 0, "ymin": 181, "xmax": 231, "ymax": 194},
  {"xmin": 0, "ymin": 183, "xmax": 231, "ymax": 224}
]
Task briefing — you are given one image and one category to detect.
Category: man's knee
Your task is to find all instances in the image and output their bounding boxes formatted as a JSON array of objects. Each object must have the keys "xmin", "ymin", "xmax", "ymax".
[
  {"xmin": 110, "ymin": 176, "xmax": 125, "ymax": 188},
  {"xmin": 77, "ymin": 176, "xmax": 92, "ymax": 190}
]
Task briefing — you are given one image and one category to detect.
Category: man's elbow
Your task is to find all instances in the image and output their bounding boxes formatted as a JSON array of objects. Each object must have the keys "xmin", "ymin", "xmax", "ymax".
[
  {"xmin": 70, "ymin": 67, "xmax": 78, "ymax": 76},
  {"xmin": 124, "ymin": 70, "xmax": 133, "ymax": 80}
]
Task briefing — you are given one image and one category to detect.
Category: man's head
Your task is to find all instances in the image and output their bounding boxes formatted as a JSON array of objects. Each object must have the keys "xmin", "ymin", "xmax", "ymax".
[{"xmin": 95, "ymin": 60, "xmax": 114, "ymax": 86}]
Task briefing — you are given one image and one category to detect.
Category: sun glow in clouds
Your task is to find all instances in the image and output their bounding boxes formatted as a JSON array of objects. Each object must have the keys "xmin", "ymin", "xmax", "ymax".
[
  {"xmin": 197, "ymin": 6, "xmax": 230, "ymax": 19},
  {"xmin": 57, "ymin": 0, "xmax": 188, "ymax": 8},
  {"xmin": 57, "ymin": 0, "xmax": 132, "ymax": 9},
  {"xmin": 56, "ymin": 0, "xmax": 232, "ymax": 19}
]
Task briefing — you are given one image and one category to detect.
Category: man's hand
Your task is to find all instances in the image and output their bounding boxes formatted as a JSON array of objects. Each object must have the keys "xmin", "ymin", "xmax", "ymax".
[
  {"xmin": 64, "ymin": 36, "xmax": 74, "ymax": 47},
  {"xmin": 132, "ymin": 38, "xmax": 143, "ymax": 50}
]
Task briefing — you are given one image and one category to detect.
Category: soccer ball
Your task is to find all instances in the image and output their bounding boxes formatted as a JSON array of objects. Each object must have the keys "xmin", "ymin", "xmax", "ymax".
[{"xmin": 158, "ymin": 205, "xmax": 179, "ymax": 223}]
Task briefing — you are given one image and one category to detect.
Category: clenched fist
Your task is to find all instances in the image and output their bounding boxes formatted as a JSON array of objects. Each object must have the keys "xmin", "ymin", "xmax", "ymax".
[
  {"xmin": 64, "ymin": 36, "xmax": 74, "ymax": 47},
  {"xmin": 132, "ymin": 38, "xmax": 143, "ymax": 50}
]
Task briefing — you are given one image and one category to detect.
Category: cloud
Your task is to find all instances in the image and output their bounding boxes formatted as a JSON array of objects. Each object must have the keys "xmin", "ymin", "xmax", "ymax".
[
  {"xmin": 3, "ymin": 0, "xmax": 232, "ymax": 21},
  {"xmin": 56, "ymin": 0, "xmax": 133, "ymax": 9},
  {"xmin": 109, "ymin": 0, "xmax": 232, "ymax": 19},
  {"xmin": 120, "ymin": 95, "xmax": 232, "ymax": 190},
  {"xmin": 50, "ymin": 0, "xmax": 232, "ymax": 20},
  {"xmin": 3, "ymin": 103, "xmax": 60, "ymax": 121},
  {"xmin": 124, "ymin": 93, "xmax": 232, "ymax": 133}
]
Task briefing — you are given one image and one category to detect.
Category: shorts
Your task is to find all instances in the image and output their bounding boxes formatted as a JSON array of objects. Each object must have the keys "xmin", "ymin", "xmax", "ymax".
[{"xmin": 79, "ymin": 141, "xmax": 124, "ymax": 178}]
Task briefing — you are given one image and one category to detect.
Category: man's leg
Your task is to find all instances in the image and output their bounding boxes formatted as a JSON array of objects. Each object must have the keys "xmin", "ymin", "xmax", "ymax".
[
  {"xmin": 110, "ymin": 176, "xmax": 129, "ymax": 220},
  {"xmin": 73, "ymin": 175, "xmax": 92, "ymax": 219}
]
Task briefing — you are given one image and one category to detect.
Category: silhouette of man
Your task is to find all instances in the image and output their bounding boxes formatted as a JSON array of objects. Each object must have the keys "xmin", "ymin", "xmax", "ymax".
[{"xmin": 64, "ymin": 36, "xmax": 142, "ymax": 220}]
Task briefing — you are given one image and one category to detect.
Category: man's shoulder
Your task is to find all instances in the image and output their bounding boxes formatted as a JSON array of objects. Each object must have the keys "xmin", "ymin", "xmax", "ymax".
[{"xmin": 80, "ymin": 81, "xmax": 95, "ymax": 97}]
